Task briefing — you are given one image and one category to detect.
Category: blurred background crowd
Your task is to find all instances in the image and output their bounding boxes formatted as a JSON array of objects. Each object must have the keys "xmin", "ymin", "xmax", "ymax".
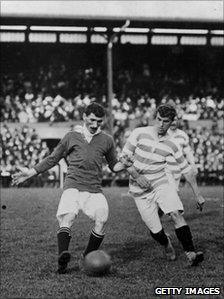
[
  {"xmin": 0, "ymin": 124, "xmax": 53, "ymax": 186},
  {"xmin": 1, "ymin": 46, "xmax": 223, "ymax": 186},
  {"xmin": 1, "ymin": 63, "xmax": 223, "ymax": 123}
]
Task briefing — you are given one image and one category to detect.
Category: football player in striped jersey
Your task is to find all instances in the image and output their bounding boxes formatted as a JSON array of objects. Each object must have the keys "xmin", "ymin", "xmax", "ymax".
[{"xmin": 115, "ymin": 104, "xmax": 205, "ymax": 266}]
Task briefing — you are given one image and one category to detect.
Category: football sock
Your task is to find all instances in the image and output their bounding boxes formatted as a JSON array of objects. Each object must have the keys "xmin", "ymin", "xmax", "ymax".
[
  {"xmin": 83, "ymin": 229, "xmax": 105, "ymax": 257},
  {"xmin": 150, "ymin": 229, "xmax": 169, "ymax": 246},
  {"xmin": 175, "ymin": 225, "xmax": 195, "ymax": 252},
  {"xmin": 57, "ymin": 227, "xmax": 71, "ymax": 255}
]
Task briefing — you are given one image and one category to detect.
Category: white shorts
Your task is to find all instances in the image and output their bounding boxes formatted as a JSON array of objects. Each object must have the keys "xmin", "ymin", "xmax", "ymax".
[
  {"xmin": 173, "ymin": 176, "xmax": 181, "ymax": 191},
  {"xmin": 134, "ymin": 183, "xmax": 184, "ymax": 233},
  {"xmin": 56, "ymin": 188, "xmax": 109, "ymax": 227}
]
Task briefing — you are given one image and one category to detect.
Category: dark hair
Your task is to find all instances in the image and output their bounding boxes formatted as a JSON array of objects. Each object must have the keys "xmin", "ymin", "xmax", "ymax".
[
  {"xmin": 85, "ymin": 102, "xmax": 105, "ymax": 117},
  {"xmin": 156, "ymin": 104, "xmax": 177, "ymax": 121}
]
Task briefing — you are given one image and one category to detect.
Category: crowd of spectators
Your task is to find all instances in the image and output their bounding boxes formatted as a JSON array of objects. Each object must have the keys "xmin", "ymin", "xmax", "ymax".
[
  {"xmin": 1, "ymin": 63, "xmax": 223, "ymax": 124},
  {"xmin": 0, "ymin": 124, "xmax": 53, "ymax": 186},
  {"xmin": 1, "ymin": 60, "xmax": 223, "ymax": 185},
  {"xmin": 188, "ymin": 126, "xmax": 223, "ymax": 183}
]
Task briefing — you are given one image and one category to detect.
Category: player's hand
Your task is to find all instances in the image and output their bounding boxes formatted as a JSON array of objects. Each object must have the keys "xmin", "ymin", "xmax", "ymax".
[
  {"xmin": 136, "ymin": 175, "xmax": 152, "ymax": 190},
  {"xmin": 196, "ymin": 194, "xmax": 205, "ymax": 211},
  {"xmin": 12, "ymin": 167, "xmax": 35, "ymax": 186},
  {"xmin": 119, "ymin": 154, "xmax": 134, "ymax": 167},
  {"xmin": 192, "ymin": 165, "xmax": 198, "ymax": 175}
]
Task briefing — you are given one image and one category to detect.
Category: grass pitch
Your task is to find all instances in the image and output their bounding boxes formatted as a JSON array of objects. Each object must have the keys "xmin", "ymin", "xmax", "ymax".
[{"xmin": 1, "ymin": 185, "xmax": 223, "ymax": 299}]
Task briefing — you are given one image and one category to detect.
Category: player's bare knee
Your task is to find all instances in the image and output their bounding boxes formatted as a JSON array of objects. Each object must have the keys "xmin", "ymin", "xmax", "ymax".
[
  {"xmin": 57, "ymin": 212, "xmax": 77, "ymax": 228},
  {"xmin": 170, "ymin": 210, "xmax": 182, "ymax": 220},
  {"xmin": 94, "ymin": 220, "xmax": 106, "ymax": 235},
  {"xmin": 169, "ymin": 210, "xmax": 186, "ymax": 227},
  {"xmin": 94, "ymin": 208, "xmax": 108, "ymax": 234}
]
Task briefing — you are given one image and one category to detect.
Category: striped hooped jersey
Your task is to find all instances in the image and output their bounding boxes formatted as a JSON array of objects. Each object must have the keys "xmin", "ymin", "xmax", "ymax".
[
  {"xmin": 122, "ymin": 126, "xmax": 191, "ymax": 198},
  {"xmin": 167, "ymin": 128, "xmax": 191, "ymax": 181}
]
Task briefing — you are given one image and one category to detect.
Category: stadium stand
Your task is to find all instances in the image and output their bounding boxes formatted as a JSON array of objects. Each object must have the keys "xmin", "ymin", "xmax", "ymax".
[
  {"xmin": 1, "ymin": 59, "xmax": 223, "ymax": 123},
  {"xmin": 1, "ymin": 45, "xmax": 223, "ymax": 186}
]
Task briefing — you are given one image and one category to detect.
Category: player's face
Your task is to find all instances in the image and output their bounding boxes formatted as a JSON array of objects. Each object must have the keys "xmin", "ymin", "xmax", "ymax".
[
  {"xmin": 83, "ymin": 113, "xmax": 104, "ymax": 134},
  {"xmin": 155, "ymin": 112, "xmax": 173, "ymax": 135}
]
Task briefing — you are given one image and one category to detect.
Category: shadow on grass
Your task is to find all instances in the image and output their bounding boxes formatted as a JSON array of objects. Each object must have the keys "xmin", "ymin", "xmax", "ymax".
[
  {"xmin": 66, "ymin": 265, "xmax": 81, "ymax": 274},
  {"xmin": 104, "ymin": 240, "xmax": 154, "ymax": 265}
]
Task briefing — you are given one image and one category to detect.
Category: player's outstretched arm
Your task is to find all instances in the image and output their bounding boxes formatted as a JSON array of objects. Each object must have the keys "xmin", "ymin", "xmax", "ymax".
[
  {"xmin": 184, "ymin": 146, "xmax": 198, "ymax": 175},
  {"xmin": 173, "ymin": 142, "xmax": 204, "ymax": 210},
  {"xmin": 113, "ymin": 154, "xmax": 134, "ymax": 172},
  {"xmin": 113, "ymin": 154, "xmax": 152, "ymax": 189},
  {"xmin": 113, "ymin": 161, "xmax": 126, "ymax": 172},
  {"xmin": 114, "ymin": 163, "xmax": 152, "ymax": 189},
  {"xmin": 127, "ymin": 166, "xmax": 152, "ymax": 190},
  {"xmin": 184, "ymin": 170, "xmax": 205, "ymax": 211},
  {"xmin": 12, "ymin": 167, "xmax": 37, "ymax": 186}
]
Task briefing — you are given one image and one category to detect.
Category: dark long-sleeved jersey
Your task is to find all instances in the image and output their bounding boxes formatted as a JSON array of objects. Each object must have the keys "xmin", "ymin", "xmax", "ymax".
[{"xmin": 34, "ymin": 131, "xmax": 117, "ymax": 193}]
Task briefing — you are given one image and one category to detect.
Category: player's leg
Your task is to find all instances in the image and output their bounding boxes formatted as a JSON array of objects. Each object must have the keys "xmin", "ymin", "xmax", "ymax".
[
  {"xmin": 56, "ymin": 188, "xmax": 79, "ymax": 273},
  {"xmin": 82, "ymin": 193, "xmax": 109, "ymax": 257},
  {"xmin": 169, "ymin": 210, "xmax": 204, "ymax": 266},
  {"xmin": 134, "ymin": 195, "xmax": 176, "ymax": 261},
  {"xmin": 157, "ymin": 185, "xmax": 204, "ymax": 266}
]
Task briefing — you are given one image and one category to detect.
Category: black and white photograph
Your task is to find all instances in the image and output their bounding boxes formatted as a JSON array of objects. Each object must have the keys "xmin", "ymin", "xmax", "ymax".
[{"xmin": 0, "ymin": 1, "xmax": 223, "ymax": 298}]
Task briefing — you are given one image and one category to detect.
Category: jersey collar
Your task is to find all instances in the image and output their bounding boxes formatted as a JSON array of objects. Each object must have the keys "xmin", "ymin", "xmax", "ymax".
[
  {"xmin": 153, "ymin": 127, "xmax": 169, "ymax": 142},
  {"xmin": 83, "ymin": 124, "xmax": 101, "ymax": 137},
  {"xmin": 81, "ymin": 124, "xmax": 101, "ymax": 143}
]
